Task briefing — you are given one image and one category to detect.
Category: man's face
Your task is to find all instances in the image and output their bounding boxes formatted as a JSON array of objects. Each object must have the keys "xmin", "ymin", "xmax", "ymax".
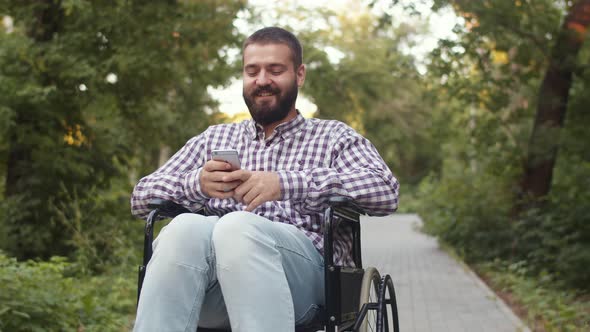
[{"xmin": 242, "ymin": 43, "xmax": 305, "ymax": 126}]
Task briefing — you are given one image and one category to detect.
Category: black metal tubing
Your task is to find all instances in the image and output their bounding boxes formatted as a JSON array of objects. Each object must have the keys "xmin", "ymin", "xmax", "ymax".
[
  {"xmin": 143, "ymin": 210, "xmax": 159, "ymax": 269},
  {"xmin": 323, "ymin": 207, "xmax": 337, "ymax": 332},
  {"xmin": 137, "ymin": 208, "xmax": 160, "ymax": 305},
  {"xmin": 328, "ymin": 197, "xmax": 363, "ymax": 269},
  {"xmin": 353, "ymin": 222, "xmax": 362, "ymax": 270},
  {"xmin": 377, "ymin": 276, "xmax": 391, "ymax": 332},
  {"xmin": 323, "ymin": 197, "xmax": 366, "ymax": 332},
  {"xmin": 352, "ymin": 302, "xmax": 380, "ymax": 331}
]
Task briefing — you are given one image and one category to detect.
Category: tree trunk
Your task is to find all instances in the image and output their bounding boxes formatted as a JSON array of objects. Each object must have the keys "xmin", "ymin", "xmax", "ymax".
[{"xmin": 519, "ymin": 0, "xmax": 590, "ymax": 203}]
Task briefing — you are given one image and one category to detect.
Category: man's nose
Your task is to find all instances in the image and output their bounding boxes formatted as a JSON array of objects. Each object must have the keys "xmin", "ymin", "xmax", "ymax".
[{"xmin": 255, "ymin": 71, "xmax": 271, "ymax": 86}]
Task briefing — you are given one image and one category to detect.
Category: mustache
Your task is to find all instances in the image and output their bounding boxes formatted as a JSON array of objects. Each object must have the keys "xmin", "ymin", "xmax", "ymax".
[{"xmin": 252, "ymin": 86, "xmax": 280, "ymax": 95}]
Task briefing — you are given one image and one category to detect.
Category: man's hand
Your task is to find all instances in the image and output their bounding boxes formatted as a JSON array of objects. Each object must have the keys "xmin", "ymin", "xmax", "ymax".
[
  {"xmin": 222, "ymin": 170, "xmax": 281, "ymax": 211},
  {"xmin": 200, "ymin": 160, "xmax": 242, "ymax": 199}
]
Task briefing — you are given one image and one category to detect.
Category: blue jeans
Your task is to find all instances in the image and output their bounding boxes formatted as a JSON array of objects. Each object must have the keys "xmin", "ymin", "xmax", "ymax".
[{"xmin": 133, "ymin": 211, "xmax": 325, "ymax": 332}]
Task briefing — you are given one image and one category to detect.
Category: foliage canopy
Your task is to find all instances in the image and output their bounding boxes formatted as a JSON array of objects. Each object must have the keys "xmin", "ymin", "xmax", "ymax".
[{"xmin": 0, "ymin": 0, "xmax": 243, "ymax": 259}]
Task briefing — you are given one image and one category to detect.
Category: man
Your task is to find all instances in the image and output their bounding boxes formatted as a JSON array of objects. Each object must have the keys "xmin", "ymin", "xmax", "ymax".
[{"xmin": 132, "ymin": 27, "xmax": 399, "ymax": 331}]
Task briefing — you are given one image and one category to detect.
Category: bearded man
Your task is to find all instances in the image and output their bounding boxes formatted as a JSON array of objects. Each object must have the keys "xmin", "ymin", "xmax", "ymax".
[{"xmin": 131, "ymin": 27, "xmax": 399, "ymax": 332}]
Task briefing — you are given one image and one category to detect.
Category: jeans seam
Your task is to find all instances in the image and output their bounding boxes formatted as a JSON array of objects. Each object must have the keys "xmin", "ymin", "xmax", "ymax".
[
  {"xmin": 271, "ymin": 248, "xmax": 295, "ymax": 330},
  {"xmin": 294, "ymin": 304, "xmax": 320, "ymax": 326},
  {"xmin": 174, "ymin": 261, "xmax": 208, "ymax": 273},
  {"xmin": 184, "ymin": 291, "xmax": 199, "ymax": 332},
  {"xmin": 275, "ymin": 244, "xmax": 323, "ymax": 269},
  {"xmin": 184, "ymin": 269, "xmax": 207, "ymax": 332}
]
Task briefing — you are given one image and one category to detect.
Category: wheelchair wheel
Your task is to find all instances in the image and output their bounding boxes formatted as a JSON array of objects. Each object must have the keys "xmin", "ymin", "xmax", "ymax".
[
  {"xmin": 380, "ymin": 274, "xmax": 400, "ymax": 332},
  {"xmin": 358, "ymin": 267, "xmax": 381, "ymax": 332}
]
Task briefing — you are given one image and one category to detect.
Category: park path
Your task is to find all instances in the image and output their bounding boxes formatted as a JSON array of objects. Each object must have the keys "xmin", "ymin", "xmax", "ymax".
[{"xmin": 360, "ymin": 214, "xmax": 531, "ymax": 332}]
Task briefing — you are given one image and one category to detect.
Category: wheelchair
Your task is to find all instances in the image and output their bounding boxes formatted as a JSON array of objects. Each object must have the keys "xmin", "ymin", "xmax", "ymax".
[{"xmin": 137, "ymin": 197, "xmax": 400, "ymax": 332}]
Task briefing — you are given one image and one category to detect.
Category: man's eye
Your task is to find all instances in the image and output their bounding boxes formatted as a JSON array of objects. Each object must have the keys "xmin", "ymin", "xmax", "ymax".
[
  {"xmin": 271, "ymin": 70, "xmax": 284, "ymax": 75},
  {"xmin": 245, "ymin": 70, "xmax": 258, "ymax": 77}
]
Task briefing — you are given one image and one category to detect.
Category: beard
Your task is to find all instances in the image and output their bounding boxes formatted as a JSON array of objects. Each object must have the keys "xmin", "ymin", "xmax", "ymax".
[{"xmin": 243, "ymin": 80, "xmax": 298, "ymax": 126}]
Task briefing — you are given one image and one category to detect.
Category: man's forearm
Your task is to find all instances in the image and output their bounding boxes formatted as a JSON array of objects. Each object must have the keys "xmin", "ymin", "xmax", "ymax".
[
  {"xmin": 277, "ymin": 168, "xmax": 399, "ymax": 215},
  {"xmin": 130, "ymin": 169, "xmax": 207, "ymax": 219}
]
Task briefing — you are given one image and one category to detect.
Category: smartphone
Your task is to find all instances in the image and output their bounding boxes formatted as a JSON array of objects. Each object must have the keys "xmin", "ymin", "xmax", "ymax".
[{"xmin": 211, "ymin": 149, "xmax": 241, "ymax": 170}]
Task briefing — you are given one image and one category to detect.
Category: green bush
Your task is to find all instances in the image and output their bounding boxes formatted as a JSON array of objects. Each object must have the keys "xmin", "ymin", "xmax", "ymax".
[
  {"xmin": 513, "ymin": 189, "xmax": 590, "ymax": 289},
  {"xmin": 416, "ymin": 166, "xmax": 515, "ymax": 262},
  {"xmin": 0, "ymin": 173, "xmax": 146, "ymax": 331},
  {"xmin": 0, "ymin": 252, "xmax": 136, "ymax": 332},
  {"xmin": 417, "ymin": 136, "xmax": 590, "ymax": 292},
  {"xmin": 49, "ymin": 183, "xmax": 144, "ymax": 275}
]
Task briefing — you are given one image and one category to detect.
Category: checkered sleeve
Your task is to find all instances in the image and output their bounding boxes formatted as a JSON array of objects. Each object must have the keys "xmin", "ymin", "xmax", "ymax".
[
  {"xmin": 277, "ymin": 170, "xmax": 308, "ymax": 201},
  {"xmin": 278, "ymin": 125, "xmax": 399, "ymax": 216},
  {"xmin": 130, "ymin": 133, "xmax": 209, "ymax": 219}
]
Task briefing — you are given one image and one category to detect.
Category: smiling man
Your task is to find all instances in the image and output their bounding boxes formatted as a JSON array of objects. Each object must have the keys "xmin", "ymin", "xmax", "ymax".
[
  {"xmin": 242, "ymin": 37, "xmax": 303, "ymax": 134},
  {"xmin": 131, "ymin": 27, "xmax": 399, "ymax": 332}
]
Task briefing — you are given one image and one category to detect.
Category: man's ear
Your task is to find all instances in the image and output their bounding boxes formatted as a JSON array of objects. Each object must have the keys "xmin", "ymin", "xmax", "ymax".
[{"xmin": 296, "ymin": 64, "xmax": 306, "ymax": 87}]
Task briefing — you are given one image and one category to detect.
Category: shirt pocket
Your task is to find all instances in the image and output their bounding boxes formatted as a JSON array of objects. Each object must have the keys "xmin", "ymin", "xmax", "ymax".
[{"xmin": 280, "ymin": 153, "xmax": 329, "ymax": 171}]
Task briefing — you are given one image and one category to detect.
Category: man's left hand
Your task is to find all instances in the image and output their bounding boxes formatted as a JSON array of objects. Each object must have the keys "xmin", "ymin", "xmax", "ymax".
[{"xmin": 222, "ymin": 170, "xmax": 281, "ymax": 211}]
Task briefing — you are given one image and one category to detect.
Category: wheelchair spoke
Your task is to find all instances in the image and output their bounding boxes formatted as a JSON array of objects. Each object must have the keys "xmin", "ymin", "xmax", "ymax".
[
  {"xmin": 368, "ymin": 282, "xmax": 378, "ymax": 331},
  {"xmin": 358, "ymin": 267, "xmax": 381, "ymax": 332}
]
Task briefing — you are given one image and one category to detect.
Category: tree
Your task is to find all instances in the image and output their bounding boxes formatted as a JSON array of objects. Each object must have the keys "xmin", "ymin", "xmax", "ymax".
[
  {"xmin": 296, "ymin": 5, "xmax": 440, "ymax": 185},
  {"xmin": 430, "ymin": 0, "xmax": 590, "ymax": 207},
  {"xmin": 0, "ymin": 0, "xmax": 243, "ymax": 259},
  {"xmin": 421, "ymin": 0, "xmax": 590, "ymax": 290},
  {"xmin": 521, "ymin": 0, "xmax": 590, "ymax": 202}
]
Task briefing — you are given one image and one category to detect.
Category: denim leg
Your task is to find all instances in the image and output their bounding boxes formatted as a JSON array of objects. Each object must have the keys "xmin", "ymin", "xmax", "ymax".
[
  {"xmin": 134, "ymin": 213, "xmax": 220, "ymax": 332},
  {"xmin": 197, "ymin": 280, "xmax": 231, "ymax": 329},
  {"xmin": 212, "ymin": 211, "xmax": 325, "ymax": 332}
]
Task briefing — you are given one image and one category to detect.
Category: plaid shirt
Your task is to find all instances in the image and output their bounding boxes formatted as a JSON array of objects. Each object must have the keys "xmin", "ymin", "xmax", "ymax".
[{"xmin": 131, "ymin": 112, "xmax": 399, "ymax": 266}]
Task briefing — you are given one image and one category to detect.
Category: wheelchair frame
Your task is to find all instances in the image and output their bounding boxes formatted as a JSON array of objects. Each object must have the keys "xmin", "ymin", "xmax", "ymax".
[{"xmin": 137, "ymin": 197, "xmax": 399, "ymax": 332}]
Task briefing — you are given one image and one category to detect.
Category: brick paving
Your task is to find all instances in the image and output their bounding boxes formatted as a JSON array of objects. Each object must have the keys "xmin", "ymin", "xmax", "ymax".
[{"xmin": 360, "ymin": 214, "xmax": 531, "ymax": 332}]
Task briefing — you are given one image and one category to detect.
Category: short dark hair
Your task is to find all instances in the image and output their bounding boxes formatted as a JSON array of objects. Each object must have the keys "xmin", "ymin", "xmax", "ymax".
[{"xmin": 243, "ymin": 27, "xmax": 303, "ymax": 68}]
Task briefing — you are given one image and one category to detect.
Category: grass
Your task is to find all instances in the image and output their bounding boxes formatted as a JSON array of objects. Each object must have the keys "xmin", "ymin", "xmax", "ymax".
[{"xmin": 475, "ymin": 261, "xmax": 590, "ymax": 332}]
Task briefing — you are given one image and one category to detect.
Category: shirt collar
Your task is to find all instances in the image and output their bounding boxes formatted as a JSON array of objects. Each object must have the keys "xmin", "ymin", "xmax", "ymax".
[{"xmin": 246, "ymin": 110, "xmax": 306, "ymax": 141}]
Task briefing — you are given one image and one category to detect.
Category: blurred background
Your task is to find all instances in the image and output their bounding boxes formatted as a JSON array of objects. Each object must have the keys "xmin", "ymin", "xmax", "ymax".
[{"xmin": 0, "ymin": 0, "xmax": 589, "ymax": 330}]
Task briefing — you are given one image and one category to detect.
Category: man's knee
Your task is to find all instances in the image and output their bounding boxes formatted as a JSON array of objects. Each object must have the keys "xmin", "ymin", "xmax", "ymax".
[
  {"xmin": 212, "ymin": 211, "xmax": 274, "ymax": 266},
  {"xmin": 153, "ymin": 213, "xmax": 215, "ymax": 264}
]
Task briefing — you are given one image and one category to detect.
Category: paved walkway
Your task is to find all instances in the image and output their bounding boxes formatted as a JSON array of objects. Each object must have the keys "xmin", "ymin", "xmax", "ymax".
[{"xmin": 360, "ymin": 214, "xmax": 530, "ymax": 332}]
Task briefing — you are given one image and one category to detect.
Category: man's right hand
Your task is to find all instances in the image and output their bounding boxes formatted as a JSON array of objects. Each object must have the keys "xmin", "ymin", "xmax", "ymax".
[{"xmin": 200, "ymin": 160, "xmax": 242, "ymax": 199}]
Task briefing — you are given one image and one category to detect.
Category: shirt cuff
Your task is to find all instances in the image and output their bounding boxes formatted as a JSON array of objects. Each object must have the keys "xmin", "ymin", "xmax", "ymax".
[
  {"xmin": 277, "ymin": 170, "xmax": 308, "ymax": 201},
  {"xmin": 183, "ymin": 168, "xmax": 209, "ymax": 202}
]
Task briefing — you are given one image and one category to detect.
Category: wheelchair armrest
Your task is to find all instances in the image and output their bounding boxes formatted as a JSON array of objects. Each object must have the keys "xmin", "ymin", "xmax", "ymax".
[
  {"xmin": 328, "ymin": 196, "xmax": 366, "ymax": 223},
  {"xmin": 147, "ymin": 198, "xmax": 191, "ymax": 219}
]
